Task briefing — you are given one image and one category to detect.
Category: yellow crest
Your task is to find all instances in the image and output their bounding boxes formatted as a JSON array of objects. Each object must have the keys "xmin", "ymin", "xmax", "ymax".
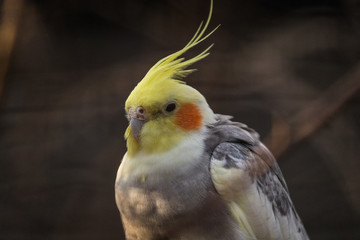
[
  {"xmin": 141, "ymin": 0, "xmax": 217, "ymax": 84},
  {"xmin": 125, "ymin": 0, "xmax": 219, "ymax": 111}
]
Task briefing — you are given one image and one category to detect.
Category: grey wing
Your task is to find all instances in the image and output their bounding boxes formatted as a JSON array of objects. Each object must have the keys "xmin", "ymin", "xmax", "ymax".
[{"xmin": 210, "ymin": 141, "xmax": 309, "ymax": 240}]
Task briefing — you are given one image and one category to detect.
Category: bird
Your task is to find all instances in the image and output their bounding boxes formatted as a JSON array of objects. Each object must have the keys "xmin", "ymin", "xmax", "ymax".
[{"xmin": 115, "ymin": 1, "xmax": 309, "ymax": 239}]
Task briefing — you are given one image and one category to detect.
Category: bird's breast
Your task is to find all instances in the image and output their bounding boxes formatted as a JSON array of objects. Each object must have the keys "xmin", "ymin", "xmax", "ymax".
[{"xmin": 115, "ymin": 161, "xmax": 211, "ymax": 223}]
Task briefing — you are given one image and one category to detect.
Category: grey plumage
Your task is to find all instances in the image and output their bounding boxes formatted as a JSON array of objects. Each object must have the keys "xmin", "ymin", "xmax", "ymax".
[
  {"xmin": 209, "ymin": 115, "xmax": 309, "ymax": 239},
  {"xmin": 115, "ymin": 114, "xmax": 309, "ymax": 239}
]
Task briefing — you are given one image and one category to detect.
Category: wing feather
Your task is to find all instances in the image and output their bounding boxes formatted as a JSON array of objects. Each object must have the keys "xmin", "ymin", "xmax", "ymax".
[{"xmin": 209, "ymin": 115, "xmax": 308, "ymax": 240}]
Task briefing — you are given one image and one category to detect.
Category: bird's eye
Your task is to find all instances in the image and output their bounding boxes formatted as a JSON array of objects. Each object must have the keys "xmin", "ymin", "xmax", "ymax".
[{"xmin": 163, "ymin": 101, "xmax": 177, "ymax": 114}]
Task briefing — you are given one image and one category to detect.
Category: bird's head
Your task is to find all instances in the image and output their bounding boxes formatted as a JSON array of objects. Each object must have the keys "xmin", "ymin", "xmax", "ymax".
[{"xmin": 124, "ymin": 1, "xmax": 218, "ymax": 157}]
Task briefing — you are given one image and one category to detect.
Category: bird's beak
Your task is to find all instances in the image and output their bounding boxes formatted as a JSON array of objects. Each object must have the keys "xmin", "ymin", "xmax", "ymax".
[
  {"xmin": 130, "ymin": 118, "xmax": 145, "ymax": 143},
  {"xmin": 128, "ymin": 106, "xmax": 147, "ymax": 143}
]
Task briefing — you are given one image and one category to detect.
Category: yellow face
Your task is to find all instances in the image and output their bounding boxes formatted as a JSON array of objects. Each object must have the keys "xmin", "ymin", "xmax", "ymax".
[{"xmin": 125, "ymin": 80, "xmax": 205, "ymax": 157}]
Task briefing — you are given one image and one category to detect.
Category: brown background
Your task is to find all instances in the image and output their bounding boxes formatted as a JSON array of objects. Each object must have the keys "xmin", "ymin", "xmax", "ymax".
[{"xmin": 1, "ymin": 0, "xmax": 360, "ymax": 239}]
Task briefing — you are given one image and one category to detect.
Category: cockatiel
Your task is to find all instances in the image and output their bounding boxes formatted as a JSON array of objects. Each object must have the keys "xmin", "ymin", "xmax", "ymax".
[{"xmin": 115, "ymin": 1, "xmax": 309, "ymax": 239}]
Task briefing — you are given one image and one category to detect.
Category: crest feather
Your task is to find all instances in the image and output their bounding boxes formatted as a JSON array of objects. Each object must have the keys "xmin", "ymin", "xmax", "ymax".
[{"xmin": 139, "ymin": 0, "xmax": 219, "ymax": 86}]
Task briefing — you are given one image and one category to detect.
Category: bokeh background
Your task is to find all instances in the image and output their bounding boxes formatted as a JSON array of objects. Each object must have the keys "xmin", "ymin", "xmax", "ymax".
[{"xmin": 1, "ymin": 0, "xmax": 360, "ymax": 239}]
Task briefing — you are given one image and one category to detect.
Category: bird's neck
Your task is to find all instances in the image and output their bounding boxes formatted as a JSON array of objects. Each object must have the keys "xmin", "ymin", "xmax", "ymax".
[{"xmin": 121, "ymin": 130, "xmax": 207, "ymax": 181}]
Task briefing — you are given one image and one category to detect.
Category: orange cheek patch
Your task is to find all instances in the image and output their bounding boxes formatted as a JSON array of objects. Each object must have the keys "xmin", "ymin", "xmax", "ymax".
[{"xmin": 175, "ymin": 103, "xmax": 203, "ymax": 131}]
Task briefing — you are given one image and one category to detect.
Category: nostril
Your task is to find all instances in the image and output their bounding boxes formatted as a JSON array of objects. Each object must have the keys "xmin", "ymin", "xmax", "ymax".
[{"xmin": 135, "ymin": 106, "xmax": 146, "ymax": 120}]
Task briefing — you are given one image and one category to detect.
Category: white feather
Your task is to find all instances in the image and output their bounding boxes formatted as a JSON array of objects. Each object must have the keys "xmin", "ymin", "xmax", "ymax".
[
  {"xmin": 211, "ymin": 156, "xmax": 307, "ymax": 240},
  {"xmin": 117, "ymin": 128, "xmax": 207, "ymax": 182}
]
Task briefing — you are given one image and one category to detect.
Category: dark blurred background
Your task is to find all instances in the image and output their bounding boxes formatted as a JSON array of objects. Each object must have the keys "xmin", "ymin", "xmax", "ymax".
[{"xmin": 1, "ymin": 0, "xmax": 360, "ymax": 239}]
